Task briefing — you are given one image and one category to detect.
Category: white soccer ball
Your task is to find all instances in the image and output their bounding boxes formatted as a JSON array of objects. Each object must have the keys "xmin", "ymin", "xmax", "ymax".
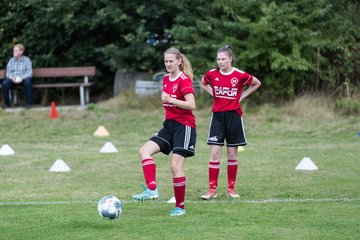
[{"xmin": 97, "ymin": 195, "xmax": 122, "ymax": 220}]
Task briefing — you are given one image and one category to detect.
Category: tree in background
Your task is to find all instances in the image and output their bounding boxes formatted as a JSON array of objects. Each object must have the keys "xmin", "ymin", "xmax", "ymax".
[
  {"xmin": 0, "ymin": 0, "xmax": 176, "ymax": 96},
  {"xmin": 0, "ymin": 0, "xmax": 358, "ymax": 100},
  {"xmin": 171, "ymin": 0, "xmax": 359, "ymax": 99}
]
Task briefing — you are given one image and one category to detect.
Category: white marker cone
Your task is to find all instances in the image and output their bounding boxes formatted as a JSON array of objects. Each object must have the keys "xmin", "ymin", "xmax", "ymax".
[
  {"xmin": 167, "ymin": 197, "xmax": 176, "ymax": 203},
  {"xmin": 238, "ymin": 146, "xmax": 245, "ymax": 152},
  {"xmin": 49, "ymin": 159, "xmax": 71, "ymax": 172},
  {"xmin": 100, "ymin": 142, "xmax": 118, "ymax": 153},
  {"xmin": 93, "ymin": 126, "xmax": 110, "ymax": 137},
  {"xmin": 0, "ymin": 144, "xmax": 15, "ymax": 155},
  {"xmin": 295, "ymin": 157, "xmax": 318, "ymax": 171}
]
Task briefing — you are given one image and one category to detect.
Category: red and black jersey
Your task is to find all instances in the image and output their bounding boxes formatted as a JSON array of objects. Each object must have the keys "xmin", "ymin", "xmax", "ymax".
[
  {"xmin": 203, "ymin": 68, "xmax": 253, "ymax": 116},
  {"xmin": 162, "ymin": 72, "xmax": 196, "ymax": 128}
]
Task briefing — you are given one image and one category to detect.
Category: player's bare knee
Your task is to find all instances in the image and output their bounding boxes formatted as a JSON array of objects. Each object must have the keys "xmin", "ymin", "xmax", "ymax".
[
  {"xmin": 210, "ymin": 154, "xmax": 221, "ymax": 162},
  {"xmin": 210, "ymin": 150, "xmax": 221, "ymax": 162},
  {"xmin": 226, "ymin": 148, "xmax": 238, "ymax": 160},
  {"xmin": 139, "ymin": 146, "xmax": 149, "ymax": 159}
]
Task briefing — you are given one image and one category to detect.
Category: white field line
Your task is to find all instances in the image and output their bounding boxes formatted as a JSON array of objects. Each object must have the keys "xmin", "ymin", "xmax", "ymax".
[{"xmin": 1, "ymin": 198, "xmax": 360, "ymax": 206}]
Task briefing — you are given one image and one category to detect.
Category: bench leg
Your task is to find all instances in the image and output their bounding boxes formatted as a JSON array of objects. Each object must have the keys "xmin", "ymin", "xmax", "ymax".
[
  {"xmin": 85, "ymin": 88, "xmax": 90, "ymax": 104},
  {"xmin": 79, "ymin": 86, "xmax": 85, "ymax": 107},
  {"xmin": 84, "ymin": 76, "xmax": 90, "ymax": 104}
]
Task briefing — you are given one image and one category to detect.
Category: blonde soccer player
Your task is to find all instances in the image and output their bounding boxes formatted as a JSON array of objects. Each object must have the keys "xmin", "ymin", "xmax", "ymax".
[{"xmin": 132, "ymin": 48, "xmax": 196, "ymax": 216}]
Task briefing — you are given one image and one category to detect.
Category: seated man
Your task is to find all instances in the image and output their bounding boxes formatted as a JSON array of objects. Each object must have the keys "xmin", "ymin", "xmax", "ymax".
[{"xmin": 2, "ymin": 43, "xmax": 33, "ymax": 109}]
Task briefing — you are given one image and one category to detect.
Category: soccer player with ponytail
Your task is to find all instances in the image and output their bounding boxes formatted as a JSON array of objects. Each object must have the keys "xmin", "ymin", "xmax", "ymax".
[
  {"xmin": 132, "ymin": 47, "xmax": 196, "ymax": 216},
  {"xmin": 201, "ymin": 45, "xmax": 261, "ymax": 199}
]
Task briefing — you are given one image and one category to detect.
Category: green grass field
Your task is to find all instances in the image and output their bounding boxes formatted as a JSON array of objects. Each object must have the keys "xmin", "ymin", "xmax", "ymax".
[{"xmin": 1, "ymin": 95, "xmax": 360, "ymax": 239}]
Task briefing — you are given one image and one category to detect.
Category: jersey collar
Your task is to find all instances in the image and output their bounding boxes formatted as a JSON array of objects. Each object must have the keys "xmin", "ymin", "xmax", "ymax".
[
  {"xmin": 220, "ymin": 67, "xmax": 235, "ymax": 76},
  {"xmin": 169, "ymin": 71, "xmax": 182, "ymax": 82}
]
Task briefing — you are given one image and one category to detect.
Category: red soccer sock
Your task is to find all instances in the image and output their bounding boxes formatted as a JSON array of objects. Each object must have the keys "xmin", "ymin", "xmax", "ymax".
[
  {"xmin": 173, "ymin": 176, "xmax": 186, "ymax": 209},
  {"xmin": 142, "ymin": 158, "xmax": 157, "ymax": 190},
  {"xmin": 209, "ymin": 161, "xmax": 220, "ymax": 190},
  {"xmin": 227, "ymin": 159, "xmax": 238, "ymax": 189}
]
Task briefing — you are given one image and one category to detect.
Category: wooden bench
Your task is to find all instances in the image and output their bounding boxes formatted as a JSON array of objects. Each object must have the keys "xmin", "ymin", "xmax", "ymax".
[{"xmin": 0, "ymin": 66, "xmax": 95, "ymax": 107}]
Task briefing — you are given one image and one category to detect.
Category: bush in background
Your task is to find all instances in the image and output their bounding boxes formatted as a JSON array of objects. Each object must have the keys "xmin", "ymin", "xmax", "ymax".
[{"xmin": 335, "ymin": 98, "xmax": 360, "ymax": 116}]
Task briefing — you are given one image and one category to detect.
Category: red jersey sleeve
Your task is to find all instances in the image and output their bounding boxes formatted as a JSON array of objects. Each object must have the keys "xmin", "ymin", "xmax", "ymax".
[
  {"xmin": 180, "ymin": 78, "xmax": 195, "ymax": 95},
  {"xmin": 203, "ymin": 70, "xmax": 212, "ymax": 85},
  {"xmin": 242, "ymin": 72, "xmax": 253, "ymax": 87}
]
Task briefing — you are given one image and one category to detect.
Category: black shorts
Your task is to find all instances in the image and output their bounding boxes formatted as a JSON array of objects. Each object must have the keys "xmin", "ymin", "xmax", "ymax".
[
  {"xmin": 207, "ymin": 111, "xmax": 247, "ymax": 147},
  {"xmin": 150, "ymin": 120, "xmax": 196, "ymax": 158}
]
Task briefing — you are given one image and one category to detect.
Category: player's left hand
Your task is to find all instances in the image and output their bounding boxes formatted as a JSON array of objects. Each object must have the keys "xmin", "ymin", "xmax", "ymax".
[{"xmin": 161, "ymin": 92, "xmax": 170, "ymax": 102}]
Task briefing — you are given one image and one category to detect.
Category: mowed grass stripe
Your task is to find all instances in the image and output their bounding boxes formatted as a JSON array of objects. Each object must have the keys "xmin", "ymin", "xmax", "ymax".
[{"xmin": 2, "ymin": 197, "xmax": 360, "ymax": 206}]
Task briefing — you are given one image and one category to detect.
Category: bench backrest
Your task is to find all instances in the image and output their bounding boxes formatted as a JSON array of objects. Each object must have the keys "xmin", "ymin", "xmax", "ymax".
[{"xmin": 0, "ymin": 66, "xmax": 96, "ymax": 79}]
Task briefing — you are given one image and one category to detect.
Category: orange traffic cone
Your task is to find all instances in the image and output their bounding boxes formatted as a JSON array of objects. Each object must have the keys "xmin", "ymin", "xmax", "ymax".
[{"xmin": 50, "ymin": 101, "xmax": 59, "ymax": 119}]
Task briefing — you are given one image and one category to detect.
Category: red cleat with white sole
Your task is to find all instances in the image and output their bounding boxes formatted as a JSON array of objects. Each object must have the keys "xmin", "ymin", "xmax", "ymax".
[
  {"xmin": 227, "ymin": 188, "xmax": 240, "ymax": 198},
  {"xmin": 201, "ymin": 189, "xmax": 218, "ymax": 200}
]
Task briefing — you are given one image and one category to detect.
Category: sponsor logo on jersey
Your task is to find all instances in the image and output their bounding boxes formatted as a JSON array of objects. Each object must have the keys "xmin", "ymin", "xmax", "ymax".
[
  {"xmin": 172, "ymin": 84, "xmax": 178, "ymax": 93},
  {"xmin": 214, "ymin": 86, "xmax": 238, "ymax": 98},
  {"xmin": 215, "ymin": 77, "xmax": 219, "ymax": 81},
  {"xmin": 164, "ymin": 84, "xmax": 167, "ymax": 87},
  {"xmin": 209, "ymin": 136, "xmax": 218, "ymax": 141},
  {"xmin": 231, "ymin": 78, "xmax": 239, "ymax": 87}
]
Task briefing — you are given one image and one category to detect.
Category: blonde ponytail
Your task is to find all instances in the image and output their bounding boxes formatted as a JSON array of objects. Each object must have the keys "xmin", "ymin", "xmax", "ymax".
[
  {"xmin": 164, "ymin": 47, "xmax": 193, "ymax": 81},
  {"xmin": 180, "ymin": 54, "xmax": 193, "ymax": 80}
]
